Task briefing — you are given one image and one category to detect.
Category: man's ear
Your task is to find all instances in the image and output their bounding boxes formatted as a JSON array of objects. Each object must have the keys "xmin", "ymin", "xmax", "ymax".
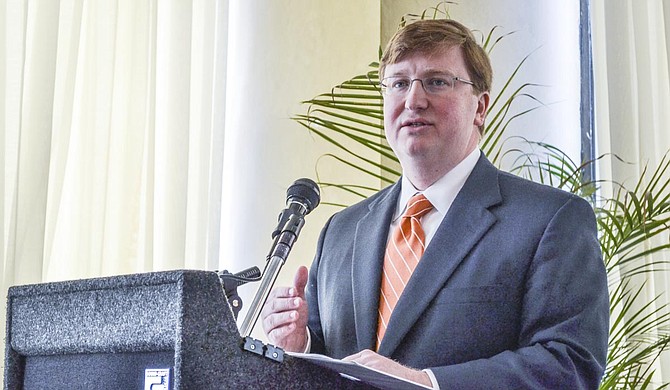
[{"xmin": 474, "ymin": 91, "xmax": 490, "ymax": 127}]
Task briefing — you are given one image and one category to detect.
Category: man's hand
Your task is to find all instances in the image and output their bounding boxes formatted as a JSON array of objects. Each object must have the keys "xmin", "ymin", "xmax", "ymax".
[
  {"xmin": 343, "ymin": 350, "xmax": 433, "ymax": 388},
  {"xmin": 261, "ymin": 265, "xmax": 309, "ymax": 352}
]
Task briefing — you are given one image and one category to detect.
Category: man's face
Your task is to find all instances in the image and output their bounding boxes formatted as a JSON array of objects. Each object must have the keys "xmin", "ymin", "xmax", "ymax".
[{"xmin": 382, "ymin": 45, "xmax": 489, "ymax": 176}]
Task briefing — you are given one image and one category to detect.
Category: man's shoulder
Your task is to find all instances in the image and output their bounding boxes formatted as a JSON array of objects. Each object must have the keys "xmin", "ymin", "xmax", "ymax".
[
  {"xmin": 494, "ymin": 168, "xmax": 593, "ymax": 213},
  {"xmin": 469, "ymin": 155, "xmax": 585, "ymax": 207},
  {"xmin": 498, "ymin": 169, "xmax": 573, "ymax": 195}
]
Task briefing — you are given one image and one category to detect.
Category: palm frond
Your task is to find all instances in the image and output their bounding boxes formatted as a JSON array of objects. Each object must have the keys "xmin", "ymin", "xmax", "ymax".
[{"xmin": 603, "ymin": 280, "xmax": 670, "ymax": 389}]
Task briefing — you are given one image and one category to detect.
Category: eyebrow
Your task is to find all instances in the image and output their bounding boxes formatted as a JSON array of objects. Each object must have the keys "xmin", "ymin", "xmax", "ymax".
[{"xmin": 383, "ymin": 69, "xmax": 457, "ymax": 78}]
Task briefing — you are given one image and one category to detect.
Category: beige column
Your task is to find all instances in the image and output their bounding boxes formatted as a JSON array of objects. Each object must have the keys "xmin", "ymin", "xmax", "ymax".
[{"xmin": 220, "ymin": 0, "xmax": 380, "ymax": 333}]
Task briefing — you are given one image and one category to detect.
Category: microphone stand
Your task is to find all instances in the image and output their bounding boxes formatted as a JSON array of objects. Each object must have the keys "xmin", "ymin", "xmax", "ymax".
[
  {"xmin": 236, "ymin": 178, "xmax": 319, "ymax": 362},
  {"xmin": 239, "ymin": 211, "xmax": 305, "ymax": 337},
  {"xmin": 237, "ymin": 207, "xmax": 308, "ymax": 362}
]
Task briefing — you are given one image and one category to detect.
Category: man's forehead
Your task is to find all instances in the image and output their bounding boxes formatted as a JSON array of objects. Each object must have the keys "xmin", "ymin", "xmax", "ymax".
[{"xmin": 384, "ymin": 46, "xmax": 465, "ymax": 74}]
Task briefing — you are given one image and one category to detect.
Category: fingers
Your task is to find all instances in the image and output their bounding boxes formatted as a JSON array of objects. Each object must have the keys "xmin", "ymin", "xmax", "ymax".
[
  {"xmin": 343, "ymin": 349, "xmax": 378, "ymax": 363},
  {"xmin": 266, "ymin": 266, "xmax": 308, "ymax": 301},
  {"xmin": 261, "ymin": 294, "xmax": 308, "ymax": 351},
  {"xmin": 265, "ymin": 308, "xmax": 300, "ymax": 338},
  {"xmin": 293, "ymin": 265, "xmax": 309, "ymax": 297},
  {"xmin": 343, "ymin": 350, "xmax": 401, "ymax": 374},
  {"xmin": 267, "ymin": 285, "xmax": 299, "ymax": 301},
  {"xmin": 265, "ymin": 310, "xmax": 300, "ymax": 340},
  {"xmin": 262, "ymin": 266, "xmax": 308, "ymax": 317},
  {"xmin": 267, "ymin": 322, "xmax": 308, "ymax": 352},
  {"xmin": 261, "ymin": 298, "xmax": 304, "ymax": 345},
  {"xmin": 342, "ymin": 350, "xmax": 432, "ymax": 387},
  {"xmin": 261, "ymin": 295, "xmax": 303, "ymax": 324},
  {"xmin": 260, "ymin": 266, "xmax": 310, "ymax": 351}
]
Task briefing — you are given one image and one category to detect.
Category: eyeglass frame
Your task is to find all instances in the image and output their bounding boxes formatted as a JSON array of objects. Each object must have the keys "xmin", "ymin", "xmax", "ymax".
[{"xmin": 379, "ymin": 74, "xmax": 475, "ymax": 97}]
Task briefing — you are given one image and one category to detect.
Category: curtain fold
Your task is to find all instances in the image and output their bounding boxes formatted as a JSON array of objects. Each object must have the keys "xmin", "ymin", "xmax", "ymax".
[{"xmin": 9, "ymin": 0, "xmax": 60, "ymax": 285}]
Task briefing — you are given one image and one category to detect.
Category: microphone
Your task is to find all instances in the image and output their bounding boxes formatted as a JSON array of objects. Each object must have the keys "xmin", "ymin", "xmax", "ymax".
[
  {"xmin": 272, "ymin": 178, "xmax": 320, "ymax": 239},
  {"xmin": 238, "ymin": 178, "xmax": 320, "ymax": 338}
]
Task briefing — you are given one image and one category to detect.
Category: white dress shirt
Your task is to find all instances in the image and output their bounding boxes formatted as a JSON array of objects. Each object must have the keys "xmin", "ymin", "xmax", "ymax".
[{"xmin": 390, "ymin": 148, "xmax": 481, "ymax": 247}]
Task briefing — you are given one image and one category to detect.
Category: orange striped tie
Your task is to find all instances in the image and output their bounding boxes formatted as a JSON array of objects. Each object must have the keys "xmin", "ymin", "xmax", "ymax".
[{"xmin": 377, "ymin": 193, "xmax": 434, "ymax": 348}]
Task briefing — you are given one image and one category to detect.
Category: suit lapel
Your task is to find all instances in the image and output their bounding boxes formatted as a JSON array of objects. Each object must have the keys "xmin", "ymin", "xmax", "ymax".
[
  {"xmin": 351, "ymin": 183, "xmax": 400, "ymax": 352},
  {"xmin": 377, "ymin": 156, "xmax": 503, "ymax": 356}
]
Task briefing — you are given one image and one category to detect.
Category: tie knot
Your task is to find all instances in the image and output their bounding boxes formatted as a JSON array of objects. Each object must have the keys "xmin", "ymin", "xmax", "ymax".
[{"xmin": 403, "ymin": 193, "xmax": 433, "ymax": 219}]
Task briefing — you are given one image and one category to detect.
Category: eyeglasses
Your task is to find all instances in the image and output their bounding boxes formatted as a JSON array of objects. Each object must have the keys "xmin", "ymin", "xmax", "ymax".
[{"xmin": 380, "ymin": 74, "xmax": 475, "ymax": 97}]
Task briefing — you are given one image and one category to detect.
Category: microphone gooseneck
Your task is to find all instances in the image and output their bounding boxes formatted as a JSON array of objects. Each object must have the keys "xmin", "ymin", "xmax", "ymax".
[{"xmin": 238, "ymin": 178, "xmax": 320, "ymax": 338}]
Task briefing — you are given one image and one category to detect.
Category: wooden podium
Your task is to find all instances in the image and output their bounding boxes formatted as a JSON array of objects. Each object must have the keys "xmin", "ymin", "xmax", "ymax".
[{"xmin": 3, "ymin": 270, "xmax": 373, "ymax": 389}]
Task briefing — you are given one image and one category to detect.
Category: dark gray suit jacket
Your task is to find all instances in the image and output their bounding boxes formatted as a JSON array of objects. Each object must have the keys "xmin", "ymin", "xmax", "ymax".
[{"xmin": 306, "ymin": 154, "xmax": 609, "ymax": 389}]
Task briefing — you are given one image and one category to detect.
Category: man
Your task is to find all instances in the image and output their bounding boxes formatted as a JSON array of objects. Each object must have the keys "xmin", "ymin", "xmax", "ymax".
[{"xmin": 261, "ymin": 19, "xmax": 609, "ymax": 389}]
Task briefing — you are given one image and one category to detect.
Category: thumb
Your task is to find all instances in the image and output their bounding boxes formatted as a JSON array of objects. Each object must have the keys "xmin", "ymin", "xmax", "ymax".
[{"xmin": 293, "ymin": 265, "xmax": 309, "ymax": 298}]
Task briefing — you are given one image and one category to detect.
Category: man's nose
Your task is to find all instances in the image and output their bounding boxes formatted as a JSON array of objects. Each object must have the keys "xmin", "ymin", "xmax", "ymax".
[{"xmin": 405, "ymin": 79, "xmax": 429, "ymax": 110}]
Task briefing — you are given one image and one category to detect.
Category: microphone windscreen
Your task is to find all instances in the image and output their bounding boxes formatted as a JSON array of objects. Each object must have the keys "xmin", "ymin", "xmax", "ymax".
[{"xmin": 286, "ymin": 178, "xmax": 320, "ymax": 214}]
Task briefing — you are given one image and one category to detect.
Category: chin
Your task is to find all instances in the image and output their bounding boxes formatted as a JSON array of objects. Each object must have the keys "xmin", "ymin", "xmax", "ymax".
[{"xmin": 403, "ymin": 139, "xmax": 433, "ymax": 155}]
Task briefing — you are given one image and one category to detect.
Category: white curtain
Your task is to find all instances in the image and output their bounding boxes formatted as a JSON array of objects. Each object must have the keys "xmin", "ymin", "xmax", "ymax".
[
  {"xmin": 1, "ymin": 0, "xmax": 228, "ymax": 360},
  {"xmin": 592, "ymin": 0, "xmax": 670, "ymax": 385}
]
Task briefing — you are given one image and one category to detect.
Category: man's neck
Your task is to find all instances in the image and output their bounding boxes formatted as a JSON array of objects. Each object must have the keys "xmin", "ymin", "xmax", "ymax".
[
  {"xmin": 403, "ymin": 166, "xmax": 449, "ymax": 191},
  {"xmin": 403, "ymin": 147, "xmax": 479, "ymax": 190}
]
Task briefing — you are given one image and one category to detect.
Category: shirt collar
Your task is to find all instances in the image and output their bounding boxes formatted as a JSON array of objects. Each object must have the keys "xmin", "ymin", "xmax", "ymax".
[{"xmin": 394, "ymin": 148, "xmax": 481, "ymax": 220}]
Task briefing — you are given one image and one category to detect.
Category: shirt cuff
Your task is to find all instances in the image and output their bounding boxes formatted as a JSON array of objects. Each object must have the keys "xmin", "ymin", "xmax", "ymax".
[{"xmin": 423, "ymin": 369, "xmax": 440, "ymax": 389}]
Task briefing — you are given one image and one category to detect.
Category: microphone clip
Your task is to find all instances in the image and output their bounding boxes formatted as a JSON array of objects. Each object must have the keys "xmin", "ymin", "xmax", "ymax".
[
  {"xmin": 217, "ymin": 266, "xmax": 261, "ymax": 319},
  {"xmin": 272, "ymin": 200, "xmax": 308, "ymax": 239},
  {"xmin": 267, "ymin": 212, "xmax": 305, "ymax": 263}
]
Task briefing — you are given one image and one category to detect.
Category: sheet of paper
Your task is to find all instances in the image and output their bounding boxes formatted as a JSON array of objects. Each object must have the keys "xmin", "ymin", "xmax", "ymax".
[{"xmin": 288, "ymin": 352, "xmax": 432, "ymax": 390}]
